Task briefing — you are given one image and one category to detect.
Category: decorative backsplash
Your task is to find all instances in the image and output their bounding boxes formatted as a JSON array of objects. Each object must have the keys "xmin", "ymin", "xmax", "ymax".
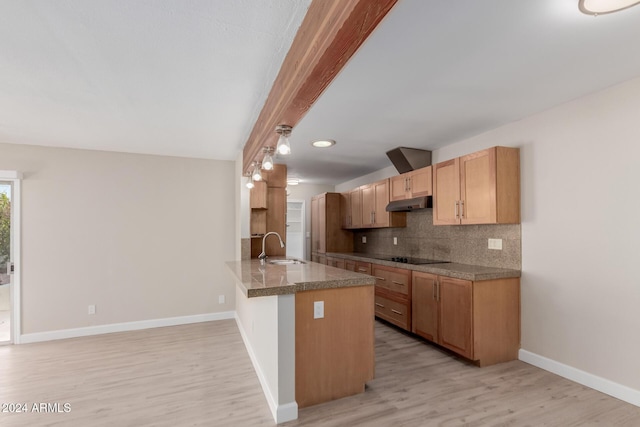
[{"xmin": 353, "ymin": 210, "xmax": 521, "ymax": 270}]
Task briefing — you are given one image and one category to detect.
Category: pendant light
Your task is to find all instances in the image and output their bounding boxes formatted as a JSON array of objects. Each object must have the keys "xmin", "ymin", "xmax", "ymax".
[
  {"xmin": 245, "ymin": 172, "xmax": 255, "ymax": 189},
  {"xmin": 261, "ymin": 147, "xmax": 274, "ymax": 170},
  {"xmin": 251, "ymin": 162, "xmax": 262, "ymax": 181},
  {"xmin": 275, "ymin": 125, "xmax": 292, "ymax": 155}
]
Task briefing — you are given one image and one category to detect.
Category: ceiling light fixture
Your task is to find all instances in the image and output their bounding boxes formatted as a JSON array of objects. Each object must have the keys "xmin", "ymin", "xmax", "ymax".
[
  {"xmin": 261, "ymin": 147, "xmax": 274, "ymax": 170},
  {"xmin": 275, "ymin": 125, "xmax": 292, "ymax": 155},
  {"xmin": 251, "ymin": 162, "xmax": 262, "ymax": 181},
  {"xmin": 311, "ymin": 139, "xmax": 336, "ymax": 148},
  {"xmin": 286, "ymin": 178, "xmax": 299, "ymax": 186},
  {"xmin": 579, "ymin": 0, "xmax": 640, "ymax": 15}
]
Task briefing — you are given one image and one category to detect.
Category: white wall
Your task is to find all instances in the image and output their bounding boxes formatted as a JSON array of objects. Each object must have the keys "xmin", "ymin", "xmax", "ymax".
[
  {"xmin": 334, "ymin": 165, "xmax": 397, "ymax": 193},
  {"xmin": 287, "ymin": 183, "xmax": 334, "ymax": 259},
  {"xmin": 0, "ymin": 143, "xmax": 237, "ymax": 335},
  {"xmin": 439, "ymin": 77, "xmax": 640, "ymax": 393}
]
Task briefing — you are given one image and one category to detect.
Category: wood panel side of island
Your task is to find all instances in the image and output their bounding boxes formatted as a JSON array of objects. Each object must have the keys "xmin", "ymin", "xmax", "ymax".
[{"xmin": 295, "ymin": 285, "xmax": 375, "ymax": 408}]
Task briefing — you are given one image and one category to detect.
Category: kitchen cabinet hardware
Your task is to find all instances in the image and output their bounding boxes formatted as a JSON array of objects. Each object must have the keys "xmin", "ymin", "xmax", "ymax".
[
  {"xmin": 375, "ymin": 276, "xmax": 386, "ymax": 281},
  {"xmin": 358, "ymin": 267, "xmax": 368, "ymax": 272},
  {"xmin": 391, "ymin": 309, "xmax": 403, "ymax": 315},
  {"xmin": 391, "ymin": 280, "xmax": 404, "ymax": 286},
  {"xmin": 375, "ymin": 302, "xmax": 385, "ymax": 308}
]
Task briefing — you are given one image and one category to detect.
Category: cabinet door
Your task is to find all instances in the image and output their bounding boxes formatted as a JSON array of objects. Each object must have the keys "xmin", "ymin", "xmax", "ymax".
[
  {"xmin": 460, "ymin": 148, "xmax": 495, "ymax": 225},
  {"xmin": 390, "ymin": 175, "xmax": 408, "ymax": 201},
  {"xmin": 360, "ymin": 184, "xmax": 375, "ymax": 227},
  {"xmin": 412, "ymin": 272, "xmax": 439, "ymax": 342},
  {"xmin": 345, "ymin": 260, "xmax": 356, "ymax": 271},
  {"xmin": 349, "ymin": 188, "xmax": 363, "ymax": 229},
  {"xmin": 438, "ymin": 277, "xmax": 473, "ymax": 360},
  {"xmin": 265, "ymin": 188, "xmax": 286, "ymax": 256},
  {"xmin": 373, "ymin": 180, "xmax": 390, "ymax": 227},
  {"xmin": 311, "ymin": 197, "xmax": 320, "ymax": 252},
  {"xmin": 250, "ymin": 181, "xmax": 268, "ymax": 209},
  {"xmin": 318, "ymin": 195, "xmax": 327, "ymax": 253},
  {"xmin": 409, "ymin": 166, "xmax": 432, "ymax": 197},
  {"xmin": 340, "ymin": 192, "xmax": 350, "ymax": 228},
  {"xmin": 433, "ymin": 158, "xmax": 461, "ymax": 225}
]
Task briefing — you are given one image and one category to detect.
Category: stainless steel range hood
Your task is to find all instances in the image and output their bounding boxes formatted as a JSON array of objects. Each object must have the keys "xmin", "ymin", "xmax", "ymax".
[
  {"xmin": 386, "ymin": 147, "xmax": 432, "ymax": 174},
  {"xmin": 385, "ymin": 196, "xmax": 432, "ymax": 212}
]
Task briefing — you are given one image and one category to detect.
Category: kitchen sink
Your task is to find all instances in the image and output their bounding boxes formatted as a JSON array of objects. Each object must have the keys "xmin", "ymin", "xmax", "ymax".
[{"xmin": 267, "ymin": 259, "xmax": 306, "ymax": 265}]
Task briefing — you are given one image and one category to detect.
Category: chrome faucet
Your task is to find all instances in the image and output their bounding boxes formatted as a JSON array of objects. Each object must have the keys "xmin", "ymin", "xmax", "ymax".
[{"xmin": 258, "ymin": 232, "xmax": 285, "ymax": 264}]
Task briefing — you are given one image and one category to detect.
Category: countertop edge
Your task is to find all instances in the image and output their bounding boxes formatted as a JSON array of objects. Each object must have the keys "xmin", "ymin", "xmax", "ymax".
[{"xmin": 325, "ymin": 253, "xmax": 521, "ymax": 281}]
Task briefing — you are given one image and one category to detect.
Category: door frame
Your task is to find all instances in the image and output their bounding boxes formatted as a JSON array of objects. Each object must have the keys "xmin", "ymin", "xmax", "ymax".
[
  {"xmin": 0, "ymin": 170, "xmax": 22, "ymax": 344},
  {"xmin": 286, "ymin": 199, "xmax": 306, "ymax": 261}
]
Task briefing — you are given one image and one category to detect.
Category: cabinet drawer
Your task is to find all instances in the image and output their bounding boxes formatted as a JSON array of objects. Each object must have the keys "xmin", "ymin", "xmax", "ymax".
[
  {"xmin": 354, "ymin": 261, "xmax": 371, "ymax": 275},
  {"xmin": 375, "ymin": 295, "xmax": 410, "ymax": 330},
  {"xmin": 372, "ymin": 265, "xmax": 410, "ymax": 295}
]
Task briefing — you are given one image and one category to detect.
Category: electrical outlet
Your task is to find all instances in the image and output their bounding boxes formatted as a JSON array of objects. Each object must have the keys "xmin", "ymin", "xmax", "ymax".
[
  {"xmin": 393, "ymin": 237, "xmax": 398, "ymax": 246},
  {"xmin": 488, "ymin": 238, "xmax": 503, "ymax": 250},
  {"xmin": 218, "ymin": 295, "xmax": 225, "ymax": 304},
  {"xmin": 314, "ymin": 301, "xmax": 324, "ymax": 319},
  {"xmin": 362, "ymin": 236, "xmax": 367, "ymax": 244},
  {"xmin": 88, "ymin": 304, "xmax": 96, "ymax": 315}
]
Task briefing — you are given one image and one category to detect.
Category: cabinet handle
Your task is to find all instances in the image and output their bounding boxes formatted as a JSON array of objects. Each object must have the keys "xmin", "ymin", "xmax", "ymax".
[
  {"xmin": 375, "ymin": 302, "xmax": 385, "ymax": 308},
  {"xmin": 454, "ymin": 201, "xmax": 459, "ymax": 219},
  {"xmin": 392, "ymin": 280, "xmax": 404, "ymax": 286},
  {"xmin": 436, "ymin": 282, "xmax": 441, "ymax": 301},
  {"xmin": 407, "ymin": 177, "xmax": 411, "ymax": 192},
  {"xmin": 391, "ymin": 309, "xmax": 403, "ymax": 316},
  {"xmin": 375, "ymin": 276, "xmax": 386, "ymax": 281},
  {"xmin": 460, "ymin": 200, "xmax": 464, "ymax": 219},
  {"xmin": 373, "ymin": 211, "xmax": 376, "ymax": 224},
  {"xmin": 358, "ymin": 268, "xmax": 367, "ymax": 272},
  {"xmin": 433, "ymin": 282, "xmax": 437, "ymax": 300}
]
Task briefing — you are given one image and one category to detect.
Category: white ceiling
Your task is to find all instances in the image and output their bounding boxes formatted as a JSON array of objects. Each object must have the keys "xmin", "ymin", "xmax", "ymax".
[
  {"xmin": 2, "ymin": 1, "xmax": 640, "ymax": 185},
  {"xmin": 0, "ymin": 0, "xmax": 310, "ymax": 159}
]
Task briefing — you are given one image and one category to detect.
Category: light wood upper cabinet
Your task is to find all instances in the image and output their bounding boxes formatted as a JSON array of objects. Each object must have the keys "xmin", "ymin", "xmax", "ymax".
[
  {"xmin": 433, "ymin": 146, "xmax": 520, "ymax": 225},
  {"xmin": 390, "ymin": 166, "xmax": 433, "ymax": 201},
  {"xmin": 361, "ymin": 179, "xmax": 406, "ymax": 228},
  {"xmin": 250, "ymin": 181, "xmax": 268, "ymax": 209},
  {"xmin": 341, "ymin": 188, "xmax": 363, "ymax": 229}
]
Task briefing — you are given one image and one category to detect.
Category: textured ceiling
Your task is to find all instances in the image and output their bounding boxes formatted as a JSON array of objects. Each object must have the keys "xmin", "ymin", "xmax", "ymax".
[
  {"xmin": 0, "ymin": 0, "xmax": 310, "ymax": 159},
  {"xmin": 2, "ymin": 1, "xmax": 640, "ymax": 186}
]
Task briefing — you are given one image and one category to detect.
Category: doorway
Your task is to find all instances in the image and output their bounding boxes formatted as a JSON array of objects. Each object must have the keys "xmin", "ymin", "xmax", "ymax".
[
  {"xmin": 286, "ymin": 200, "xmax": 305, "ymax": 260},
  {"xmin": 0, "ymin": 181, "xmax": 12, "ymax": 343}
]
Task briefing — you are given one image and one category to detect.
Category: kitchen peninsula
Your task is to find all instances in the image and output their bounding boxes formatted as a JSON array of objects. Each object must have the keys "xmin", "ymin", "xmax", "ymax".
[{"xmin": 226, "ymin": 258, "xmax": 376, "ymax": 424}]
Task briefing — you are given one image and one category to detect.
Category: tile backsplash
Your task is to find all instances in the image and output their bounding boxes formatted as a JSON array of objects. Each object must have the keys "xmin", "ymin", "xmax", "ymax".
[{"xmin": 353, "ymin": 210, "xmax": 521, "ymax": 270}]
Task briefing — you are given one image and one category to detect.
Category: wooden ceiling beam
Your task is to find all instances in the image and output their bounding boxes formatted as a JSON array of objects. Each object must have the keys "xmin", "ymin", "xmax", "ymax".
[{"xmin": 242, "ymin": 0, "xmax": 398, "ymax": 173}]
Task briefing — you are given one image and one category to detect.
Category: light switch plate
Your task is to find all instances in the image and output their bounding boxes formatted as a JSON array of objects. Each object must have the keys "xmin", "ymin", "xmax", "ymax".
[
  {"xmin": 218, "ymin": 295, "xmax": 225, "ymax": 304},
  {"xmin": 393, "ymin": 237, "xmax": 398, "ymax": 245},
  {"xmin": 314, "ymin": 301, "xmax": 324, "ymax": 319},
  {"xmin": 488, "ymin": 238, "xmax": 503, "ymax": 250},
  {"xmin": 362, "ymin": 236, "xmax": 367, "ymax": 244}
]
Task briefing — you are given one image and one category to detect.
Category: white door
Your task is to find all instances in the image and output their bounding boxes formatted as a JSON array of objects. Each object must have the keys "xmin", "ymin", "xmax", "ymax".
[{"xmin": 286, "ymin": 200, "xmax": 305, "ymax": 260}]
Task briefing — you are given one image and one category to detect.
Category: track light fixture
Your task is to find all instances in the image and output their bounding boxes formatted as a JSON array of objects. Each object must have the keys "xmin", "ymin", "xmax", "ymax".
[
  {"xmin": 275, "ymin": 125, "xmax": 292, "ymax": 155},
  {"xmin": 261, "ymin": 147, "xmax": 274, "ymax": 170},
  {"xmin": 245, "ymin": 172, "xmax": 255, "ymax": 189},
  {"xmin": 251, "ymin": 161, "xmax": 262, "ymax": 181}
]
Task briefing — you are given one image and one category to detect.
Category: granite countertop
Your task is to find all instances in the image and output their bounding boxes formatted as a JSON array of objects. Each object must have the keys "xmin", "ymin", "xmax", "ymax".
[
  {"xmin": 226, "ymin": 259, "xmax": 376, "ymax": 298},
  {"xmin": 326, "ymin": 252, "xmax": 521, "ymax": 281}
]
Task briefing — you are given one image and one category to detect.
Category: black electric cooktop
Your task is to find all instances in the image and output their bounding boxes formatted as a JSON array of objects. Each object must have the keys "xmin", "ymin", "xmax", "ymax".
[{"xmin": 368, "ymin": 255, "xmax": 450, "ymax": 265}]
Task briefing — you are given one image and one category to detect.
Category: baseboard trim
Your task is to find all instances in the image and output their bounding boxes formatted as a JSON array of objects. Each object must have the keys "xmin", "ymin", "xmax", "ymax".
[
  {"xmin": 234, "ymin": 313, "xmax": 298, "ymax": 424},
  {"xmin": 519, "ymin": 349, "xmax": 640, "ymax": 407},
  {"xmin": 19, "ymin": 311, "xmax": 235, "ymax": 344}
]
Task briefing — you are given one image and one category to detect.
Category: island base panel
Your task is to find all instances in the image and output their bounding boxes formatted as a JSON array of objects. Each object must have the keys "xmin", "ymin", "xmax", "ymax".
[{"xmin": 295, "ymin": 285, "xmax": 375, "ymax": 408}]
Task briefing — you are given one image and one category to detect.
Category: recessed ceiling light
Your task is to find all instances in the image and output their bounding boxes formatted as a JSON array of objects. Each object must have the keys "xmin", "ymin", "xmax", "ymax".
[
  {"xmin": 579, "ymin": 0, "xmax": 640, "ymax": 15},
  {"xmin": 311, "ymin": 139, "xmax": 336, "ymax": 148}
]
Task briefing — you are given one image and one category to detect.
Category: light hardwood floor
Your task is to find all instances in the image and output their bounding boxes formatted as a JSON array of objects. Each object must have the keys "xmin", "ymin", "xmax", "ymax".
[{"xmin": 1, "ymin": 320, "xmax": 639, "ymax": 426}]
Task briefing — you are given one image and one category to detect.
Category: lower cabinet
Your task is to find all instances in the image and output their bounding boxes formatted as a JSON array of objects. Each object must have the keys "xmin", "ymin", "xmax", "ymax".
[
  {"xmin": 372, "ymin": 264, "xmax": 411, "ymax": 331},
  {"xmin": 412, "ymin": 271, "xmax": 520, "ymax": 367}
]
